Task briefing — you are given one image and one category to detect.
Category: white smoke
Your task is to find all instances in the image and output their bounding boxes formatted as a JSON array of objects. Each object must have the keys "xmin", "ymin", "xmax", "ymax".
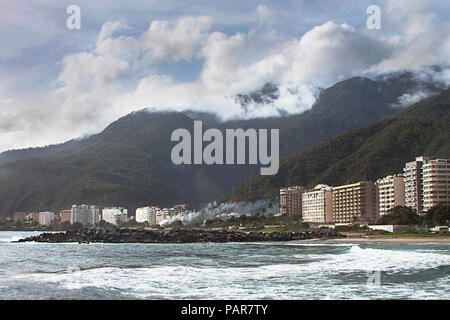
[{"xmin": 160, "ymin": 199, "xmax": 279, "ymax": 227}]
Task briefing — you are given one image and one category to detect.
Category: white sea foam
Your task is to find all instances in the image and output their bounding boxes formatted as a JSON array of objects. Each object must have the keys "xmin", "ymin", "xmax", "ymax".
[{"xmin": 5, "ymin": 243, "xmax": 449, "ymax": 299}]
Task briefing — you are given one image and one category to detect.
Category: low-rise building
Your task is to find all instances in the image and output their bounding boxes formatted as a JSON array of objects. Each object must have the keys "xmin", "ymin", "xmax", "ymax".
[
  {"xmin": 368, "ymin": 225, "xmax": 420, "ymax": 233},
  {"xmin": 38, "ymin": 211, "xmax": 55, "ymax": 226},
  {"xmin": 376, "ymin": 174, "xmax": 405, "ymax": 216},
  {"xmin": 102, "ymin": 207, "xmax": 128, "ymax": 226},
  {"xmin": 173, "ymin": 204, "xmax": 193, "ymax": 214},
  {"xmin": 301, "ymin": 184, "xmax": 333, "ymax": 223},
  {"xmin": 60, "ymin": 210, "xmax": 72, "ymax": 223},
  {"xmin": 135, "ymin": 206, "xmax": 160, "ymax": 225},
  {"xmin": 13, "ymin": 212, "xmax": 27, "ymax": 224}
]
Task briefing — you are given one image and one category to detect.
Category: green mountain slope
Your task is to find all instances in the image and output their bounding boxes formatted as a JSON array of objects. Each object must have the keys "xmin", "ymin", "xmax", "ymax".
[
  {"xmin": 226, "ymin": 89, "xmax": 450, "ymax": 202},
  {"xmin": 0, "ymin": 74, "xmax": 444, "ymax": 218}
]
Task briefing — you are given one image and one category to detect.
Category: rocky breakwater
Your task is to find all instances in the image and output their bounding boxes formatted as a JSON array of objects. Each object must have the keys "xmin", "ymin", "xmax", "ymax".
[{"xmin": 18, "ymin": 227, "xmax": 345, "ymax": 243}]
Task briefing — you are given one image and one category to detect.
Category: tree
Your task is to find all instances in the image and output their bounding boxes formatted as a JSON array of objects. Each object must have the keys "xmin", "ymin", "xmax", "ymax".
[
  {"xmin": 70, "ymin": 222, "xmax": 83, "ymax": 230},
  {"xmin": 422, "ymin": 204, "xmax": 450, "ymax": 227},
  {"xmin": 375, "ymin": 206, "xmax": 423, "ymax": 225}
]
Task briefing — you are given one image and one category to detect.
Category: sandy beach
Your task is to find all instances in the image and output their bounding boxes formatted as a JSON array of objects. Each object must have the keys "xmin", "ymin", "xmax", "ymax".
[{"xmin": 326, "ymin": 236, "xmax": 450, "ymax": 243}]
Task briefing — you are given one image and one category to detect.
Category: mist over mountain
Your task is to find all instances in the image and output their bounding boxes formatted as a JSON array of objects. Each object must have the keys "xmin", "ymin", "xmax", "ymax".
[
  {"xmin": 226, "ymin": 88, "xmax": 450, "ymax": 202},
  {"xmin": 0, "ymin": 73, "xmax": 447, "ymax": 218}
]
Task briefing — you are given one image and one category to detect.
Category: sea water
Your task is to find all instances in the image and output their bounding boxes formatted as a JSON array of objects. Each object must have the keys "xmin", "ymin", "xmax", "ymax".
[{"xmin": 0, "ymin": 231, "xmax": 449, "ymax": 300}]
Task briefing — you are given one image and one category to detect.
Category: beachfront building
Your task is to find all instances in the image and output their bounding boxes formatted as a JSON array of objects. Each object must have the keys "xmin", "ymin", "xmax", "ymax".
[
  {"xmin": 38, "ymin": 211, "xmax": 55, "ymax": 226},
  {"xmin": 376, "ymin": 174, "xmax": 405, "ymax": 216},
  {"xmin": 173, "ymin": 204, "xmax": 193, "ymax": 214},
  {"xmin": 135, "ymin": 206, "xmax": 160, "ymax": 225},
  {"xmin": 422, "ymin": 158, "xmax": 450, "ymax": 212},
  {"xmin": 13, "ymin": 212, "xmax": 27, "ymax": 224},
  {"xmin": 155, "ymin": 208, "xmax": 178, "ymax": 225},
  {"xmin": 280, "ymin": 186, "xmax": 305, "ymax": 216},
  {"xmin": 403, "ymin": 156, "xmax": 432, "ymax": 214},
  {"xmin": 102, "ymin": 207, "xmax": 128, "ymax": 226},
  {"xmin": 59, "ymin": 209, "xmax": 72, "ymax": 223},
  {"xmin": 71, "ymin": 205, "xmax": 101, "ymax": 226},
  {"xmin": 332, "ymin": 181, "xmax": 378, "ymax": 223},
  {"xmin": 301, "ymin": 185, "xmax": 333, "ymax": 223}
]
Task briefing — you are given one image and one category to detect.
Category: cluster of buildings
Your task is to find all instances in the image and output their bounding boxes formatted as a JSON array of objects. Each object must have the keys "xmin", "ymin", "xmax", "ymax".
[
  {"xmin": 280, "ymin": 156, "xmax": 450, "ymax": 224},
  {"xmin": 13, "ymin": 203, "xmax": 193, "ymax": 227},
  {"xmin": 135, "ymin": 204, "xmax": 193, "ymax": 225}
]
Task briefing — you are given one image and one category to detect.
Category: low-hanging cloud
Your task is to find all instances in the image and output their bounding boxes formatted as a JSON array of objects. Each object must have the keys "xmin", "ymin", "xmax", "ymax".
[{"xmin": 1, "ymin": 0, "xmax": 449, "ymax": 152}]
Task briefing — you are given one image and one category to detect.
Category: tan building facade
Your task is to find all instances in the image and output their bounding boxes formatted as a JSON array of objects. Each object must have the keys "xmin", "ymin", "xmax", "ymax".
[
  {"xmin": 301, "ymin": 185, "xmax": 333, "ymax": 223},
  {"xmin": 60, "ymin": 210, "xmax": 72, "ymax": 223},
  {"xmin": 13, "ymin": 212, "xmax": 27, "ymax": 224},
  {"xmin": 422, "ymin": 158, "xmax": 450, "ymax": 211},
  {"xmin": 332, "ymin": 181, "xmax": 378, "ymax": 223},
  {"xmin": 280, "ymin": 186, "xmax": 305, "ymax": 216},
  {"xmin": 376, "ymin": 174, "xmax": 405, "ymax": 216}
]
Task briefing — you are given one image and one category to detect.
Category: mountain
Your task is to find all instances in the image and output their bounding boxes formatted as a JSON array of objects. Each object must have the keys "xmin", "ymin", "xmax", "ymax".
[
  {"xmin": 0, "ymin": 74, "xmax": 445, "ymax": 218},
  {"xmin": 226, "ymin": 88, "xmax": 450, "ymax": 202}
]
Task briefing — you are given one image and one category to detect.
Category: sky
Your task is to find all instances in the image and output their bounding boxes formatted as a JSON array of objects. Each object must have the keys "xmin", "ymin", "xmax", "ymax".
[{"xmin": 0, "ymin": 0, "xmax": 449, "ymax": 151}]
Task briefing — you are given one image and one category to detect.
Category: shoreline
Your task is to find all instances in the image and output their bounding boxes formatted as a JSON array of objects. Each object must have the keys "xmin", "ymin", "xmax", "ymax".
[{"xmin": 322, "ymin": 236, "xmax": 450, "ymax": 243}]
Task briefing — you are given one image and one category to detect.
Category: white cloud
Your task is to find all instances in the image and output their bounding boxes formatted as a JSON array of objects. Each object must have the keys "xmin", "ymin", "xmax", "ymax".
[{"xmin": 1, "ymin": 2, "xmax": 450, "ymax": 151}]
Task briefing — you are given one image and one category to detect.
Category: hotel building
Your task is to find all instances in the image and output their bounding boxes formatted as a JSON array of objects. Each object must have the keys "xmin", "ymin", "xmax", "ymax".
[
  {"xmin": 102, "ymin": 207, "xmax": 128, "ymax": 225},
  {"xmin": 403, "ymin": 156, "xmax": 431, "ymax": 214},
  {"xmin": 301, "ymin": 184, "xmax": 333, "ymax": 223},
  {"xmin": 71, "ymin": 204, "xmax": 101, "ymax": 226},
  {"xmin": 135, "ymin": 206, "xmax": 160, "ymax": 225},
  {"xmin": 280, "ymin": 186, "xmax": 305, "ymax": 216},
  {"xmin": 422, "ymin": 158, "xmax": 450, "ymax": 211},
  {"xmin": 376, "ymin": 174, "xmax": 406, "ymax": 216},
  {"xmin": 332, "ymin": 181, "xmax": 378, "ymax": 223}
]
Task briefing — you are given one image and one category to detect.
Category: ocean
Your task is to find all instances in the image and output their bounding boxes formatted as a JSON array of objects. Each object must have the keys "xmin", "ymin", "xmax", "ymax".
[{"xmin": 0, "ymin": 231, "xmax": 449, "ymax": 300}]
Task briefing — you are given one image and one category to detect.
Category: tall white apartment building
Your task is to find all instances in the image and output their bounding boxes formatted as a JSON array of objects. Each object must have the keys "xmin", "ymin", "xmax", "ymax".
[
  {"xmin": 376, "ymin": 174, "xmax": 405, "ymax": 216},
  {"xmin": 135, "ymin": 206, "xmax": 160, "ymax": 225},
  {"xmin": 403, "ymin": 156, "xmax": 431, "ymax": 214},
  {"xmin": 422, "ymin": 158, "xmax": 450, "ymax": 211},
  {"xmin": 102, "ymin": 207, "xmax": 128, "ymax": 225},
  {"xmin": 301, "ymin": 184, "xmax": 333, "ymax": 223},
  {"xmin": 38, "ymin": 211, "xmax": 55, "ymax": 226},
  {"xmin": 71, "ymin": 204, "xmax": 101, "ymax": 226}
]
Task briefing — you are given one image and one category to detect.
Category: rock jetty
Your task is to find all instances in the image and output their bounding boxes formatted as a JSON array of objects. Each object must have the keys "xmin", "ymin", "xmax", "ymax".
[{"xmin": 18, "ymin": 227, "xmax": 345, "ymax": 243}]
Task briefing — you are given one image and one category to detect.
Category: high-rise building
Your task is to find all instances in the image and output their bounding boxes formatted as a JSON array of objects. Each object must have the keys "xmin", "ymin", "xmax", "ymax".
[
  {"xmin": 102, "ymin": 207, "xmax": 128, "ymax": 225},
  {"xmin": 332, "ymin": 181, "xmax": 378, "ymax": 223},
  {"xmin": 38, "ymin": 211, "xmax": 55, "ymax": 226},
  {"xmin": 376, "ymin": 174, "xmax": 405, "ymax": 216},
  {"xmin": 280, "ymin": 186, "xmax": 305, "ymax": 216},
  {"xmin": 422, "ymin": 158, "xmax": 450, "ymax": 211},
  {"xmin": 135, "ymin": 206, "xmax": 160, "ymax": 225},
  {"xmin": 403, "ymin": 156, "xmax": 431, "ymax": 214},
  {"xmin": 301, "ymin": 184, "xmax": 333, "ymax": 223},
  {"xmin": 71, "ymin": 205, "xmax": 101, "ymax": 226}
]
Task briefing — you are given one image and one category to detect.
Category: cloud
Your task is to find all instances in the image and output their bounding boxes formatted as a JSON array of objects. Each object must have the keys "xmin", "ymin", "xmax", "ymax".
[{"xmin": 0, "ymin": 1, "xmax": 450, "ymax": 151}]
